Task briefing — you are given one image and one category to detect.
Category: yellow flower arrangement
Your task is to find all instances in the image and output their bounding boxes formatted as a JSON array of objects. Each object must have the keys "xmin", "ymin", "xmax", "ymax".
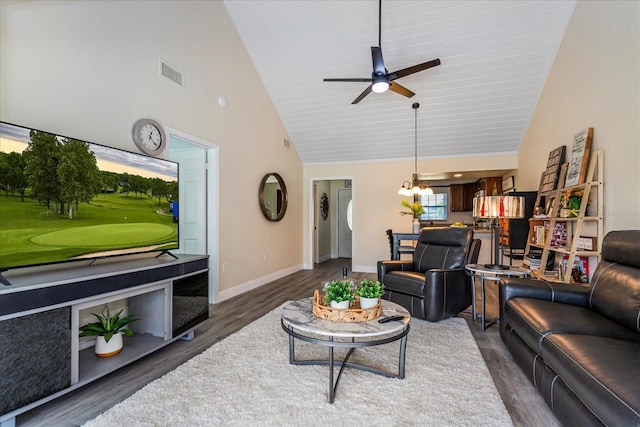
[{"xmin": 561, "ymin": 188, "xmax": 585, "ymax": 217}]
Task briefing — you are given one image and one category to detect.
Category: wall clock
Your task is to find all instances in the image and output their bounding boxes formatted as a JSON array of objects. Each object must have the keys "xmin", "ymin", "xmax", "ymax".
[
  {"xmin": 132, "ymin": 118, "xmax": 166, "ymax": 156},
  {"xmin": 320, "ymin": 193, "xmax": 329, "ymax": 221}
]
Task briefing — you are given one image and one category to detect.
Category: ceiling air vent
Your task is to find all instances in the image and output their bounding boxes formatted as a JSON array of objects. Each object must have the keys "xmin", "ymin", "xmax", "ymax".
[
  {"xmin": 160, "ymin": 59, "xmax": 184, "ymax": 87},
  {"xmin": 283, "ymin": 138, "xmax": 291, "ymax": 149}
]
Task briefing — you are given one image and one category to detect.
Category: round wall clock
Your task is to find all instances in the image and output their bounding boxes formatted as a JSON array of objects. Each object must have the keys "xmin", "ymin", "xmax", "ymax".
[
  {"xmin": 320, "ymin": 193, "xmax": 329, "ymax": 221},
  {"xmin": 132, "ymin": 118, "xmax": 166, "ymax": 156}
]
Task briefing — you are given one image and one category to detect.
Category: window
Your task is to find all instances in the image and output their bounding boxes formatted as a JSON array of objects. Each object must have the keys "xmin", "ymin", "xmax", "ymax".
[{"xmin": 419, "ymin": 193, "xmax": 447, "ymax": 221}]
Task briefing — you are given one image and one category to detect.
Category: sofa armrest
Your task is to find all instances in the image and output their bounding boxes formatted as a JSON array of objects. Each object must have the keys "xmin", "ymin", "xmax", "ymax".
[
  {"xmin": 423, "ymin": 268, "xmax": 471, "ymax": 321},
  {"xmin": 377, "ymin": 260, "xmax": 414, "ymax": 281},
  {"xmin": 499, "ymin": 277, "xmax": 590, "ymax": 306},
  {"xmin": 499, "ymin": 278, "xmax": 590, "ymax": 339},
  {"xmin": 424, "ymin": 267, "xmax": 466, "ymax": 282}
]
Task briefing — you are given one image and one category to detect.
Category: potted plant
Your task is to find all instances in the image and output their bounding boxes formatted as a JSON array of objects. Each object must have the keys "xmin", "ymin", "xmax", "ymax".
[
  {"xmin": 323, "ymin": 279, "xmax": 354, "ymax": 309},
  {"xmin": 79, "ymin": 304, "xmax": 137, "ymax": 358},
  {"xmin": 400, "ymin": 199, "xmax": 424, "ymax": 233},
  {"xmin": 357, "ymin": 279, "xmax": 385, "ymax": 309}
]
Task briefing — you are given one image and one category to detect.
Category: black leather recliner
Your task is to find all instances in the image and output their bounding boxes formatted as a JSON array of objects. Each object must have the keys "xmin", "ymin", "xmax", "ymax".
[{"xmin": 377, "ymin": 227, "xmax": 479, "ymax": 322}]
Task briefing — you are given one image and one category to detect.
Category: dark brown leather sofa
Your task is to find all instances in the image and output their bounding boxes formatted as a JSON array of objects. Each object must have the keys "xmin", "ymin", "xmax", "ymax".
[
  {"xmin": 378, "ymin": 227, "xmax": 479, "ymax": 322},
  {"xmin": 499, "ymin": 230, "xmax": 640, "ymax": 427}
]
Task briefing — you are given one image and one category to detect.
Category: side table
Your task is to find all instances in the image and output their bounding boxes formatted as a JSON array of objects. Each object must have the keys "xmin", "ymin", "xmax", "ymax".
[{"xmin": 465, "ymin": 264, "xmax": 530, "ymax": 331}]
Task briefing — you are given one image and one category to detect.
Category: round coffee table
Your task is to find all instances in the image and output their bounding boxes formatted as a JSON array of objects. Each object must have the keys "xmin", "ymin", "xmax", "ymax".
[{"xmin": 281, "ymin": 297, "xmax": 410, "ymax": 403}]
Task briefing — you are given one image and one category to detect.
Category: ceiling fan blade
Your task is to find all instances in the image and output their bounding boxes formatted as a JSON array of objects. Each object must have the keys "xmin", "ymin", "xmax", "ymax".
[
  {"xmin": 323, "ymin": 78, "xmax": 372, "ymax": 82},
  {"xmin": 371, "ymin": 46, "xmax": 386, "ymax": 75},
  {"xmin": 388, "ymin": 81, "xmax": 415, "ymax": 98},
  {"xmin": 388, "ymin": 58, "xmax": 441, "ymax": 80},
  {"xmin": 352, "ymin": 85, "xmax": 373, "ymax": 104}
]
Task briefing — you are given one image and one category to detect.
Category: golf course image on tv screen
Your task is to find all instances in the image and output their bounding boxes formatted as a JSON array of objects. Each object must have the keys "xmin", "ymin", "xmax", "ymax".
[{"xmin": 0, "ymin": 122, "xmax": 179, "ymax": 270}]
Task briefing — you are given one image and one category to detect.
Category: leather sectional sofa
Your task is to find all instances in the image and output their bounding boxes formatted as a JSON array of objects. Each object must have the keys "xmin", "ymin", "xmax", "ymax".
[{"xmin": 499, "ymin": 230, "xmax": 640, "ymax": 426}]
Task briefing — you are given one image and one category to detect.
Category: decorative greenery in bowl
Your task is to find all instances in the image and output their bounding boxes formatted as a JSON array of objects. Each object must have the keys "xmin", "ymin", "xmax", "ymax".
[
  {"xmin": 323, "ymin": 280, "xmax": 354, "ymax": 306},
  {"xmin": 79, "ymin": 304, "xmax": 137, "ymax": 343},
  {"xmin": 400, "ymin": 199, "xmax": 424, "ymax": 218},
  {"xmin": 357, "ymin": 279, "xmax": 385, "ymax": 299}
]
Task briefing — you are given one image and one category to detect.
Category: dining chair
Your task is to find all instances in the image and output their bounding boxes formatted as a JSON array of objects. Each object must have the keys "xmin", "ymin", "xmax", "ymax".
[{"xmin": 386, "ymin": 229, "xmax": 415, "ymax": 259}]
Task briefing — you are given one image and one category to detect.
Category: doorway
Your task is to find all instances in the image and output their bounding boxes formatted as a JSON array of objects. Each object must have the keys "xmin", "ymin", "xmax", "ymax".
[
  {"xmin": 167, "ymin": 128, "xmax": 219, "ymax": 303},
  {"xmin": 311, "ymin": 179, "xmax": 353, "ymax": 269}
]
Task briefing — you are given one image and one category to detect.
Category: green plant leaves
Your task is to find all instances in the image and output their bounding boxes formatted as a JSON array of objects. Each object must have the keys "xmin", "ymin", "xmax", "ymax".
[
  {"xmin": 400, "ymin": 199, "xmax": 424, "ymax": 218},
  {"xmin": 357, "ymin": 279, "xmax": 385, "ymax": 298},
  {"xmin": 78, "ymin": 304, "xmax": 137, "ymax": 340}
]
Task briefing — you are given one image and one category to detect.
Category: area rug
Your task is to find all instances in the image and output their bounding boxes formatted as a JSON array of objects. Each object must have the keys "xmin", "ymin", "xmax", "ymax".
[{"xmin": 84, "ymin": 306, "xmax": 512, "ymax": 427}]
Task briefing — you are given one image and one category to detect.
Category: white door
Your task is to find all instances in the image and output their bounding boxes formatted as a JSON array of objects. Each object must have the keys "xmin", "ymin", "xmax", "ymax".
[
  {"xmin": 337, "ymin": 189, "xmax": 352, "ymax": 258},
  {"xmin": 169, "ymin": 136, "xmax": 207, "ymax": 255}
]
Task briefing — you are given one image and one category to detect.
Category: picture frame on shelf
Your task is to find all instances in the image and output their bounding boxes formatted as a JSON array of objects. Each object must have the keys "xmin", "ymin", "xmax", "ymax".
[
  {"xmin": 538, "ymin": 171, "xmax": 547, "ymax": 193},
  {"xmin": 576, "ymin": 236, "xmax": 596, "ymax": 251},
  {"xmin": 540, "ymin": 146, "xmax": 566, "ymax": 192},
  {"xmin": 502, "ymin": 176, "xmax": 515, "ymax": 193},
  {"xmin": 561, "ymin": 255, "xmax": 589, "ymax": 283},
  {"xmin": 564, "ymin": 128, "xmax": 594, "ymax": 187},
  {"xmin": 545, "ymin": 196, "xmax": 556, "ymax": 217}
]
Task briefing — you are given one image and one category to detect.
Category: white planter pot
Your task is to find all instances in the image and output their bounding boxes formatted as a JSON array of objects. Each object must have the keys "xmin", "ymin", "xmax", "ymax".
[
  {"xmin": 412, "ymin": 219, "xmax": 421, "ymax": 234},
  {"xmin": 330, "ymin": 300, "xmax": 350, "ymax": 309},
  {"xmin": 359, "ymin": 296, "xmax": 379, "ymax": 309},
  {"xmin": 94, "ymin": 332, "xmax": 123, "ymax": 358}
]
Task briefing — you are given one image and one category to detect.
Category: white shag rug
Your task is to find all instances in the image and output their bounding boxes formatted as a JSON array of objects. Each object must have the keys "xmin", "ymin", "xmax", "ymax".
[{"xmin": 84, "ymin": 306, "xmax": 512, "ymax": 427}]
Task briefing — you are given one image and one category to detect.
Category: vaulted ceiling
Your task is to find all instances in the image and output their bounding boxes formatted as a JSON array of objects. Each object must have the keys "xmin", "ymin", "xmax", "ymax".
[{"xmin": 223, "ymin": 0, "xmax": 576, "ymax": 165}]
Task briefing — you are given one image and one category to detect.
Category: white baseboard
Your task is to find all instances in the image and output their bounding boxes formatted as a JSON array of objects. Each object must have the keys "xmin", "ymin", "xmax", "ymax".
[
  {"xmin": 318, "ymin": 254, "xmax": 331, "ymax": 263},
  {"xmin": 215, "ymin": 264, "xmax": 304, "ymax": 302},
  {"xmin": 352, "ymin": 264, "xmax": 377, "ymax": 274}
]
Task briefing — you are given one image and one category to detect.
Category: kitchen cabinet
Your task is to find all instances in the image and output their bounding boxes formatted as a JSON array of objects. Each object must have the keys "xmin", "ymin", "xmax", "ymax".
[
  {"xmin": 478, "ymin": 177, "xmax": 503, "ymax": 195},
  {"xmin": 450, "ymin": 184, "xmax": 464, "ymax": 212},
  {"xmin": 450, "ymin": 182, "xmax": 480, "ymax": 212}
]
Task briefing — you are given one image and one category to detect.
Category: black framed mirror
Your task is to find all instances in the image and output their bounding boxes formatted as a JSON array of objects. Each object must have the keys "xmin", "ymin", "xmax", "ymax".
[{"xmin": 259, "ymin": 172, "xmax": 288, "ymax": 222}]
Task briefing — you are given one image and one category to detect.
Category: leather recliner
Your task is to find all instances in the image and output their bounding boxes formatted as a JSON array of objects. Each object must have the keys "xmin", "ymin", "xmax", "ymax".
[{"xmin": 377, "ymin": 227, "xmax": 479, "ymax": 321}]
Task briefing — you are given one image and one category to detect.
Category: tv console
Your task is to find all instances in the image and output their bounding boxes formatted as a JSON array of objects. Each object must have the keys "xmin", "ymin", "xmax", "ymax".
[{"xmin": 0, "ymin": 253, "xmax": 209, "ymax": 427}]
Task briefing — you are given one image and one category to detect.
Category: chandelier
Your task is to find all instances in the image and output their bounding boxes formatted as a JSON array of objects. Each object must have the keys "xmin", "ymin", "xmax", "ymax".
[{"xmin": 398, "ymin": 103, "xmax": 433, "ymax": 197}]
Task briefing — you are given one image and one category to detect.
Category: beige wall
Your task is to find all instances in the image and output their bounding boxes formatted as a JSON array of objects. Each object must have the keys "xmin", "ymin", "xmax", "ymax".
[
  {"xmin": 0, "ymin": 1, "xmax": 303, "ymax": 300},
  {"xmin": 516, "ymin": 0, "xmax": 640, "ymax": 233},
  {"xmin": 303, "ymin": 154, "xmax": 518, "ymax": 272}
]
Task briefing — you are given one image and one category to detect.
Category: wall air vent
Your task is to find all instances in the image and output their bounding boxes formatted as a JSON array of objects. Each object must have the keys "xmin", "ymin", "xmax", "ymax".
[
  {"xmin": 160, "ymin": 59, "xmax": 184, "ymax": 88},
  {"xmin": 283, "ymin": 138, "xmax": 291, "ymax": 149}
]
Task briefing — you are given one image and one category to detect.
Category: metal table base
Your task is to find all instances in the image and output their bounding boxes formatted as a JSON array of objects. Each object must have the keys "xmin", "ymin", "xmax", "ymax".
[{"xmin": 282, "ymin": 321, "xmax": 410, "ymax": 403}]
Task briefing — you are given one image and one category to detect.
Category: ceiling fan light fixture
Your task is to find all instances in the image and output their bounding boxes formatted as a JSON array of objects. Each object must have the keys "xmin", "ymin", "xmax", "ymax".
[{"xmin": 371, "ymin": 74, "xmax": 389, "ymax": 93}]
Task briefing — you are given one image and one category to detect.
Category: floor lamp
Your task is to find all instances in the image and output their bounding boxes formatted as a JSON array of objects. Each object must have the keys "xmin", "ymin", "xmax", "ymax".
[{"xmin": 472, "ymin": 195, "xmax": 525, "ymax": 270}]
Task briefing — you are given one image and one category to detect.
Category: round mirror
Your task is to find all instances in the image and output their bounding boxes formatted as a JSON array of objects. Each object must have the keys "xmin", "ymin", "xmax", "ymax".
[{"xmin": 258, "ymin": 173, "xmax": 288, "ymax": 222}]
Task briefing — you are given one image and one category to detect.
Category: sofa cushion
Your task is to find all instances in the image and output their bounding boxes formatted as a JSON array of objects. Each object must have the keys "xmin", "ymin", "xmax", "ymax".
[
  {"xmin": 541, "ymin": 334, "xmax": 640, "ymax": 427},
  {"xmin": 384, "ymin": 271, "xmax": 426, "ymax": 297},
  {"xmin": 504, "ymin": 298, "xmax": 640, "ymax": 353}
]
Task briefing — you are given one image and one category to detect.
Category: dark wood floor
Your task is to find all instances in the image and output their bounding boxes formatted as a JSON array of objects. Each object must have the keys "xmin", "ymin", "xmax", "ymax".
[{"xmin": 17, "ymin": 259, "xmax": 561, "ymax": 426}]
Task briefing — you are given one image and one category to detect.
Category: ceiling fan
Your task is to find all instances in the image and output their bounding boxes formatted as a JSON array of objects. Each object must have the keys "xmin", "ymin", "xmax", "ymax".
[{"xmin": 323, "ymin": 0, "xmax": 441, "ymax": 104}]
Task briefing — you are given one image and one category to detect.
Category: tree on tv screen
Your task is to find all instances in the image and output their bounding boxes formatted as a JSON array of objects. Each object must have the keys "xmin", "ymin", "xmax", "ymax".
[{"xmin": 22, "ymin": 130, "xmax": 102, "ymax": 219}]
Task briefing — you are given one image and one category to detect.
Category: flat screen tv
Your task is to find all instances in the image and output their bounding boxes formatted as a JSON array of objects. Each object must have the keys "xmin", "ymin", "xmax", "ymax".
[{"xmin": 0, "ymin": 121, "xmax": 179, "ymax": 276}]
